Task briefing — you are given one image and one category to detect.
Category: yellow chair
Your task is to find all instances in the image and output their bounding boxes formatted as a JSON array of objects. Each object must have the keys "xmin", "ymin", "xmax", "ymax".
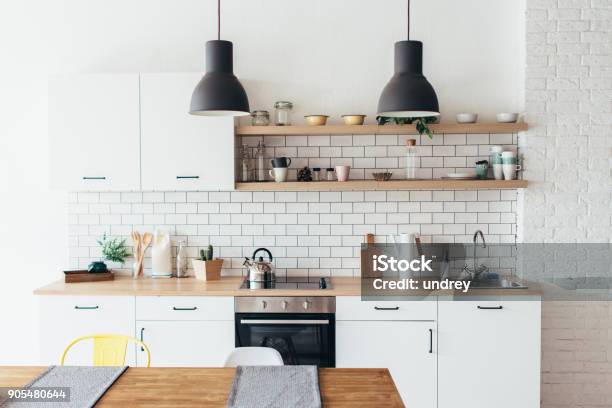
[{"xmin": 60, "ymin": 334, "xmax": 151, "ymax": 367}]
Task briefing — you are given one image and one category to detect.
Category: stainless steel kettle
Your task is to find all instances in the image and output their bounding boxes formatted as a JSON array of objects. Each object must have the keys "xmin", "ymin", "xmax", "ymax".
[{"xmin": 244, "ymin": 248, "xmax": 275, "ymax": 282}]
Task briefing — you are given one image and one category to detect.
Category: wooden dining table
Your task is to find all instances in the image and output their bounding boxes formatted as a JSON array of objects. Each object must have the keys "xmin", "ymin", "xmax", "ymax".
[{"xmin": 0, "ymin": 366, "xmax": 404, "ymax": 407}]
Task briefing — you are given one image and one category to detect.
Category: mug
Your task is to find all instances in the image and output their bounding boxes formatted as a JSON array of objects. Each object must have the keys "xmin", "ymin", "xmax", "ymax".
[
  {"xmin": 475, "ymin": 162, "xmax": 489, "ymax": 180},
  {"xmin": 493, "ymin": 164, "xmax": 504, "ymax": 180},
  {"xmin": 271, "ymin": 157, "xmax": 291, "ymax": 168},
  {"xmin": 502, "ymin": 164, "xmax": 522, "ymax": 180},
  {"xmin": 501, "ymin": 151, "xmax": 516, "ymax": 165},
  {"xmin": 335, "ymin": 165, "xmax": 351, "ymax": 182},
  {"xmin": 269, "ymin": 167, "xmax": 288, "ymax": 182}
]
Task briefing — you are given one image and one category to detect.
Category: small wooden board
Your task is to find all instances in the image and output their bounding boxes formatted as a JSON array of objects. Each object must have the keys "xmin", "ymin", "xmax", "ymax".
[{"xmin": 64, "ymin": 270, "xmax": 114, "ymax": 283}]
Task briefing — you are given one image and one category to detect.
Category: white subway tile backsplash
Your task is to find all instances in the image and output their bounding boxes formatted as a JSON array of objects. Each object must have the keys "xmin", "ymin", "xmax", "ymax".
[{"xmin": 70, "ymin": 131, "xmax": 520, "ymax": 277}]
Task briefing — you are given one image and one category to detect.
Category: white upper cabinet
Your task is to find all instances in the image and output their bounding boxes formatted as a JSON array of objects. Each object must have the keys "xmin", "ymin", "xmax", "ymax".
[
  {"xmin": 48, "ymin": 74, "xmax": 141, "ymax": 191},
  {"xmin": 140, "ymin": 73, "xmax": 235, "ymax": 191}
]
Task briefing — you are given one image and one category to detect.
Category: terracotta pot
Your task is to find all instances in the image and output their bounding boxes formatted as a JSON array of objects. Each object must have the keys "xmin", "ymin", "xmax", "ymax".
[{"xmin": 192, "ymin": 259, "xmax": 223, "ymax": 281}]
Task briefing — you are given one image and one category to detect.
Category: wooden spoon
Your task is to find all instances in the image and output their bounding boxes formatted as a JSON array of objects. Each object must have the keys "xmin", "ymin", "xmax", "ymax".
[
  {"xmin": 136, "ymin": 232, "xmax": 153, "ymax": 277},
  {"xmin": 132, "ymin": 231, "xmax": 142, "ymax": 277}
]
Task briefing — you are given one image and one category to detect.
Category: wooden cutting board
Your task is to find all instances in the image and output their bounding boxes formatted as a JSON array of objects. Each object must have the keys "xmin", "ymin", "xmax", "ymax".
[{"xmin": 64, "ymin": 270, "xmax": 114, "ymax": 283}]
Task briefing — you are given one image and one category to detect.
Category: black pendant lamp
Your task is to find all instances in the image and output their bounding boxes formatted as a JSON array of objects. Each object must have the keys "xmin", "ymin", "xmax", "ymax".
[
  {"xmin": 377, "ymin": 0, "xmax": 439, "ymax": 118},
  {"xmin": 189, "ymin": 0, "xmax": 250, "ymax": 116}
]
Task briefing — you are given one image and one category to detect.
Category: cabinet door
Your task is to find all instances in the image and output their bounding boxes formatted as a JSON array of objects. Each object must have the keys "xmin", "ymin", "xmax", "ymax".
[
  {"xmin": 135, "ymin": 321, "xmax": 235, "ymax": 367},
  {"xmin": 48, "ymin": 75, "xmax": 141, "ymax": 191},
  {"xmin": 336, "ymin": 321, "xmax": 437, "ymax": 408},
  {"xmin": 438, "ymin": 300, "xmax": 541, "ymax": 408},
  {"xmin": 38, "ymin": 296, "xmax": 136, "ymax": 365},
  {"xmin": 140, "ymin": 73, "xmax": 235, "ymax": 191}
]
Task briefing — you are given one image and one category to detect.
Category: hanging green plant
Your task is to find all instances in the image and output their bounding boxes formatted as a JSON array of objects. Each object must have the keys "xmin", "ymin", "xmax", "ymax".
[{"xmin": 376, "ymin": 116, "xmax": 437, "ymax": 139}]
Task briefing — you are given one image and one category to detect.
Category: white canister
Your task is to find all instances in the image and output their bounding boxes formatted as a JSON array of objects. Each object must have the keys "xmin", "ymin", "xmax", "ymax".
[{"xmin": 151, "ymin": 228, "xmax": 172, "ymax": 278}]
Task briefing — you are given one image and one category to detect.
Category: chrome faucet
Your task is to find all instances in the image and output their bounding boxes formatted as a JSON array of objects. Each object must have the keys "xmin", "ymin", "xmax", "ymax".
[{"xmin": 459, "ymin": 230, "xmax": 489, "ymax": 280}]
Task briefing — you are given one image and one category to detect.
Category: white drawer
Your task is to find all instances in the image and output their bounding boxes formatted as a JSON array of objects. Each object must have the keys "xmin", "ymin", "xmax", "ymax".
[
  {"xmin": 336, "ymin": 296, "xmax": 436, "ymax": 321},
  {"xmin": 39, "ymin": 295, "xmax": 134, "ymax": 321},
  {"xmin": 136, "ymin": 296, "xmax": 234, "ymax": 321}
]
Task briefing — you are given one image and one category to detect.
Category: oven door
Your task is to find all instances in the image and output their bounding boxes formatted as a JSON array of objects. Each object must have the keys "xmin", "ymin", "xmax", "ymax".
[{"xmin": 235, "ymin": 313, "xmax": 335, "ymax": 367}]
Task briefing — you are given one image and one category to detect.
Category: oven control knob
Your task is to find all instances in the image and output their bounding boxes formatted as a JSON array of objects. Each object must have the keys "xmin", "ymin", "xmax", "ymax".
[
  {"xmin": 302, "ymin": 301, "xmax": 310, "ymax": 310},
  {"xmin": 281, "ymin": 300, "xmax": 288, "ymax": 310},
  {"xmin": 261, "ymin": 300, "xmax": 267, "ymax": 309}
]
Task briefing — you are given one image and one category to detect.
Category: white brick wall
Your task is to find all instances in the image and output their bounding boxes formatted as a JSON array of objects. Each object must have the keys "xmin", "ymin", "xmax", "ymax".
[{"xmin": 525, "ymin": 0, "xmax": 612, "ymax": 406}]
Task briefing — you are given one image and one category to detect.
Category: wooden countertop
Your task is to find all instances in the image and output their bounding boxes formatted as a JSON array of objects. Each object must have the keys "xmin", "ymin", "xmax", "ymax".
[
  {"xmin": 34, "ymin": 275, "xmax": 540, "ymax": 297},
  {"xmin": 33, "ymin": 276, "xmax": 361, "ymax": 297},
  {"xmin": 0, "ymin": 366, "xmax": 404, "ymax": 407}
]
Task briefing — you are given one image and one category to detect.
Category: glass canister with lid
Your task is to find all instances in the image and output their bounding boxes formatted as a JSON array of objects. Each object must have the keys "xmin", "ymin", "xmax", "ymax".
[
  {"xmin": 251, "ymin": 110, "xmax": 270, "ymax": 126},
  {"xmin": 274, "ymin": 101, "xmax": 293, "ymax": 126}
]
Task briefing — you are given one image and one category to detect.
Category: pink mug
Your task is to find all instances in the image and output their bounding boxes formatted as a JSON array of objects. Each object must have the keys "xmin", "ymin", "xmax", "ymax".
[{"xmin": 335, "ymin": 165, "xmax": 351, "ymax": 182}]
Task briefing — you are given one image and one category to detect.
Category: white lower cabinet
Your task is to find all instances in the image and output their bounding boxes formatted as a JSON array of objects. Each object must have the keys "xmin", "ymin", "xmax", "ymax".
[
  {"xmin": 336, "ymin": 297, "xmax": 437, "ymax": 408},
  {"xmin": 438, "ymin": 300, "xmax": 541, "ymax": 408},
  {"xmin": 135, "ymin": 296, "xmax": 234, "ymax": 367},
  {"xmin": 135, "ymin": 321, "xmax": 234, "ymax": 367},
  {"xmin": 38, "ymin": 296, "xmax": 136, "ymax": 366}
]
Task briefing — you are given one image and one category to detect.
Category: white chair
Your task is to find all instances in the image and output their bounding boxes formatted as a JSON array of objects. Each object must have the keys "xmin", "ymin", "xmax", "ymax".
[{"xmin": 224, "ymin": 347, "xmax": 284, "ymax": 367}]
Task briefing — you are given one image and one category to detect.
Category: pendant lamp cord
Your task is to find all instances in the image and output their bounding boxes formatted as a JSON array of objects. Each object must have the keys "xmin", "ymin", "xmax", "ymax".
[
  {"xmin": 407, "ymin": 0, "xmax": 410, "ymax": 40},
  {"xmin": 217, "ymin": 0, "xmax": 221, "ymax": 40}
]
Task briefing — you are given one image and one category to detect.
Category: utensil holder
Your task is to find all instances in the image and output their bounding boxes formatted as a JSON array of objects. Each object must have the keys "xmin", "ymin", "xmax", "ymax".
[{"xmin": 192, "ymin": 259, "xmax": 223, "ymax": 281}]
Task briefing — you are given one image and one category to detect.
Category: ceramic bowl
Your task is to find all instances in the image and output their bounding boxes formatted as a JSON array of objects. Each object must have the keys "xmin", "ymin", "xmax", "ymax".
[
  {"xmin": 372, "ymin": 172, "xmax": 393, "ymax": 181},
  {"xmin": 304, "ymin": 115, "xmax": 329, "ymax": 126},
  {"xmin": 496, "ymin": 113, "xmax": 519, "ymax": 123},
  {"xmin": 456, "ymin": 113, "xmax": 478, "ymax": 123},
  {"xmin": 342, "ymin": 115, "xmax": 366, "ymax": 125}
]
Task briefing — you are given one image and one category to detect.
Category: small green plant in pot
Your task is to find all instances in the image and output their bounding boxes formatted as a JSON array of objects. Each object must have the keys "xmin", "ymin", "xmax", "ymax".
[
  {"xmin": 89, "ymin": 233, "xmax": 130, "ymax": 272},
  {"xmin": 193, "ymin": 245, "xmax": 223, "ymax": 281}
]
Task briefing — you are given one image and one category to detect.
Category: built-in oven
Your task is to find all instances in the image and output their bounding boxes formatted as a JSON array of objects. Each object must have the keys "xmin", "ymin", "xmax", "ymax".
[{"xmin": 235, "ymin": 297, "xmax": 335, "ymax": 367}]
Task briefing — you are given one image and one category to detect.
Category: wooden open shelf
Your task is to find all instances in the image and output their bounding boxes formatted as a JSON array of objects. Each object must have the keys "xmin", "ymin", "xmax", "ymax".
[
  {"xmin": 235, "ymin": 179, "xmax": 528, "ymax": 191},
  {"xmin": 236, "ymin": 123, "xmax": 528, "ymax": 136}
]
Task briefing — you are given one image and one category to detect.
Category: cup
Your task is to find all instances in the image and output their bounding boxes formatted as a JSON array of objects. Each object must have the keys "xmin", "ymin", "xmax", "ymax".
[
  {"xmin": 493, "ymin": 164, "xmax": 504, "ymax": 180},
  {"xmin": 501, "ymin": 151, "xmax": 516, "ymax": 165},
  {"xmin": 335, "ymin": 165, "xmax": 351, "ymax": 182},
  {"xmin": 271, "ymin": 157, "xmax": 291, "ymax": 168},
  {"xmin": 475, "ymin": 162, "xmax": 489, "ymax": 179},
  {"xmin": 269, "ymin": 167, "xmax": 288, "ymax": 182},
  {"xmin": 502, "ymin": 164, "xmax": 522, "ymax": 180}
]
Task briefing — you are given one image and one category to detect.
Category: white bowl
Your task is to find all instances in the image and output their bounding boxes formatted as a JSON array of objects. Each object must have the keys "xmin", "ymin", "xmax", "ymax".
[
  {"xmin": 496, "ymin": 113, "xmax": 519, "ymax": 123},
  {"xmin": 456, "ymin": 113, "xmax": 478, "ymax": 123}
]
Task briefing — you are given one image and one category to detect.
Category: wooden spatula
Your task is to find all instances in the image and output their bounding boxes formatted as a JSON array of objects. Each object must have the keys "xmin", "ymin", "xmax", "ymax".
[{"xmin": 136, "ymin": 232, "xmax": 153, "ymax": 277}]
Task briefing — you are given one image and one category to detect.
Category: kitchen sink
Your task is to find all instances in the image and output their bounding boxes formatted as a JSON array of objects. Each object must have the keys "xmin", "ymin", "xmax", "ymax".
[{"xmin": 465, "ymin": 279, "xmax": 528, "ymax": 289}]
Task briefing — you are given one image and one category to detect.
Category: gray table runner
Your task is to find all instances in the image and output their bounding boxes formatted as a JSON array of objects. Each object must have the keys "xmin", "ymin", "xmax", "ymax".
[
  {"xmin": 227, "ymin": 366, "xmax": 321, "ymax": 408},
  {"xmin": 1, "ymin": 365, "xmax": 127, "ymax": 408}
]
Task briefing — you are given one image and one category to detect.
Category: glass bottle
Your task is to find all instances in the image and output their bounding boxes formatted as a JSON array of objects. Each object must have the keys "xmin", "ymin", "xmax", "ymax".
[
  {"xmin": 255, "ymin": 141, "xmax": 265, "ymax": 182},
  {"xmin": 405, "ymin": 139, "xmax": 418, "ymax": 179},
  {"xmin": 240, "ymin": 145, "xmax": 251, "ymax": 182},
  {"xmin": 176, "ymin": 240, "xmax": 188, "ymax": 278},
  {"xmin": 274, "ymin": 101, "xmax": 293, "ymax": 126}
]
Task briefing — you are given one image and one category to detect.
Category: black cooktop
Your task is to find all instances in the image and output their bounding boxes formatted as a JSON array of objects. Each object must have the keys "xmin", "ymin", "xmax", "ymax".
[{"xmin": 240, "ymin": 276, "xmax": 331, "ymax": 290}]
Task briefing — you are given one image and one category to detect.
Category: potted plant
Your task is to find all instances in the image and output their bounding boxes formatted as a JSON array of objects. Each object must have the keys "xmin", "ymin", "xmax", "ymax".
[
  {"xmin": 192, "ymin": 245, "xmax": 223, "ymax": 281},
  {"xmin": 89, "ymin": 233, "xmax": 130, "ymax": 273}
]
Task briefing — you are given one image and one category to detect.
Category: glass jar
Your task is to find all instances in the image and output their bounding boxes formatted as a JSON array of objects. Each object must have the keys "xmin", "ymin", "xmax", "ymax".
[
  {"xmin": 326, "ymin": 168, "xmax": 335, "ymax": 181},
  {"xmin": 255, "ymin": 141, "xmax": 266, "ymax": 182},
  {"xmin": 405, "ymin": 138, "xmax": 418, "ymax": 179},
  {"xmin": 312, "ymin": 167, "xmax": 321, "ymax": 181},
  {"xmin": 251, "ymin": 110, "xmax": 270, "ymax": 126},
  {"xmin": 176, "ymin": 240, "xmax": 188, "ymax": 278},
  {"xmin": 274, "ymin": 101, "xmax": 293, "ymax": 126},
  {"xmin": 240, "ymin": 145, "xmax": 251, "ymax": 182}
]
